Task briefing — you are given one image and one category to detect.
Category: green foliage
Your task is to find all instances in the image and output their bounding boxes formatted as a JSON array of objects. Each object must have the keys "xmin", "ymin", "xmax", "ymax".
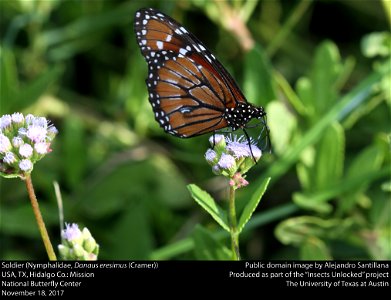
[
  {"xmin": 244, "ymin": 46, "xmax": 277, "ymax": 106},
  {"xmin": 192, "ymin": 225, "xmax": 231, "ymax": 260},
  {"xmin": 187, "ymin": 184, "xmax": 229, "ymax": 232},
  {"xmin": 0, "ymin": 0, "xmax": 389, "ymax": 260},
  {"xmin": 238, "ymin": 177, "xmax": 270, "ymax": 233}
]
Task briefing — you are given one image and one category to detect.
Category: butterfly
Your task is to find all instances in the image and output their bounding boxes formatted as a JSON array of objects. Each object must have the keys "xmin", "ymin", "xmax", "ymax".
[{"xmin": 133, "ymin": 8, "xmax": 270, "ymax": 158}]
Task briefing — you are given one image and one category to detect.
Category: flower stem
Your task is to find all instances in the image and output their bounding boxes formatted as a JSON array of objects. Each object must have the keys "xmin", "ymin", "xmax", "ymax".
[
  {"xmin": 228, "ymin": 184, "xmax": 240, "ymax": 260},
  {"xmin": 24, "ymin": 174, "xmax": 57, "ymax": 260}
]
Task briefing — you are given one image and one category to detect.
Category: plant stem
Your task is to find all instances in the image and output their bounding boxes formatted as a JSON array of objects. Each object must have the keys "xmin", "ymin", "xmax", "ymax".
[
  {"xmin": 228, "ymin": 184, "xmax": 240, "ymax": 260},
  {"xmin": 24, "ymin": 174, "xmax": 57, "ymax": 260}
]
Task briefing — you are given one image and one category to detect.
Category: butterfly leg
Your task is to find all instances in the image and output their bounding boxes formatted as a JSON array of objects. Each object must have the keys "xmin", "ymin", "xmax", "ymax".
[
  {"xmin": 243, "ymin": 129, "xmax": 257, "ymax": 163},
  {"xmin": 211, "ymin": 132, "xmax": 216, "ymax": 149}
]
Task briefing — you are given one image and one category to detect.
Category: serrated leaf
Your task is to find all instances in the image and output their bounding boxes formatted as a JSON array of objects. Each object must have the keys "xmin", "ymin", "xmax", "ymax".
[
  {"xmin": 192, "ymin": 225, "xmax": 231, "ymax": 260},
  {"xmin": 238, "ymin": 177, "xmax": 270, "ymax": 233},
  {"xmin": 187, "ymin": 184, "xmax": 229, "ymax": 232}
]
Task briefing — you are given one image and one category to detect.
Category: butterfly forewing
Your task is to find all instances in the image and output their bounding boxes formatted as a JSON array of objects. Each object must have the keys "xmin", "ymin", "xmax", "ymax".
[{"xmin": 134, "ymin": 8, "xmax": 253, "ymax": 137}]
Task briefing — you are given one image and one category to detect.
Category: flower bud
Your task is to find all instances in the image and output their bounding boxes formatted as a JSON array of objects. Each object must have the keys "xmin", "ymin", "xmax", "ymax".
[{"xmin": 59, "ymin": 223, "xmax": 99, "ymax": 261}]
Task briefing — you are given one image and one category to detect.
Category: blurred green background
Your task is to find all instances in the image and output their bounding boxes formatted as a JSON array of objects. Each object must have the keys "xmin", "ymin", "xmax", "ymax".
[{"xmin": 0, "ymin": 0, "xmax": 390, "ymax": 260}]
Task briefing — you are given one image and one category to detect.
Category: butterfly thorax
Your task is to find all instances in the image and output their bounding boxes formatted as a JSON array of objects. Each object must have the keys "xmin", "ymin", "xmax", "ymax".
[{"xmin": 224, "ymin": 103, "xmax": 266, "ymax": 131}]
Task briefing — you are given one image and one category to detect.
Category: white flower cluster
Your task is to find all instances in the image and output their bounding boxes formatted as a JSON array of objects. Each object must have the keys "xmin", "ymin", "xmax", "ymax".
[
  {"xmin": 0, "ymin": 113, "xmax": 57, "ymax": 178},
  {"xmin": 58, "ymin": 223, "xmax": 99, "ymax": 261},
  {"xmin": 205, "ymin": 134, "xmax": 262, "ymax": 179}
]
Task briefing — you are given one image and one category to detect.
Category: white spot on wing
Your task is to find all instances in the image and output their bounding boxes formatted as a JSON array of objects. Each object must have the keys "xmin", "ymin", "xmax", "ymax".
[
  {"xmin": 165, "ymin": 35, "xmax": 172, "ymax": 42},
  {"xmin": 156, "ymin": 41, "xmax": 163, "ymax": 49},
  {"xmin": 180, "ymin": 107, "xmax": 191, "ymax": 113},
  {"xmin": 179, "ymin": 48, "xmax": 188, "ymax": 56}
]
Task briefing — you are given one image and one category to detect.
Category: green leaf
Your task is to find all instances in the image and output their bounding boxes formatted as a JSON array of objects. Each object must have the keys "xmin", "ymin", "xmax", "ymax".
[
  {"xmin": 63, "ymin": 116, "xmax": 87, "ymax": 188},
  {"xmin": 300, "ymin": 237, "xmax": 332, "ymax": 260},
  {"xmin": 150, "ymin": 203, "xmax": 299, "ymax": 260},
  {"xmin": 346, "ymin": 145, "xmax": 384, "ymax": 181},
  {"xmin": 267, "ymin": 101, "xmax": 296, "ymax": 155},
  {"xmin": 41, "ymin": 3, "xmax": 134, "ymax": 60},
  {"xmin": 187, "ymin": 184, "xmax": 229, "ymax": 232},
  {"xmin": 293, "ymin": 192, "xmax": 333, "ymax": 214},
  {"xmin": 312, "ymin": 122, "xmax": 345, "ymax": 190},
  {"xmin": 293, "ymin": 167, "xmax": 389, "ymax": 213},
  {"xmin": 109, "ymin": 200, "xmax": 153, "ymax": 259},
  {"xmin": 310, "ymin": 40, "xmax": 342, "ymax": 116},
  {"xmin": 338, "ymin": 144, "xmax": 384, "ymax": 214},
  {"xmin": 274, "ymin": 71, "xmax": 308, "ymax": 116},
  {"xmin": 361, "ymin": 31, "xmax": 391, "ymax": 58},
  {"xmin": 192, "ymin": 225, "xmax": 231, "ymax": 260},
  {"xmin": 296, "ymin": 77, "xmax": 315, "ymax": 116},
  {"xmin": 238, "ymin": 177, "xmax": 271, "ymax": 233},
  {"xmin": 252, "ymin": 66, "xmax": 386, "ymax": 191},
  {"xmin": 0, "ymin": 202, "xmax": 59, "ymax": 238},
  {"xmin": 275, "ymin": 216, "xmax": 352, "ymax": 246},
  {"xmin": 0, "ymin": 47, "xmax": 19, "ymax": 114},
  {"xmin": 243, "ymin": 45, "xmax": 277, "ymax": 106},
  {"xmin": 77, "ymin": 156, "xmax": 190, "ymax": 218},
  {"xmin": 0, "ymin": 205, "xmax": 40, "ymax": 237},
  {"xmin": 0, "ymin": 61, "xmax": 63, "ymax": 113}
]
